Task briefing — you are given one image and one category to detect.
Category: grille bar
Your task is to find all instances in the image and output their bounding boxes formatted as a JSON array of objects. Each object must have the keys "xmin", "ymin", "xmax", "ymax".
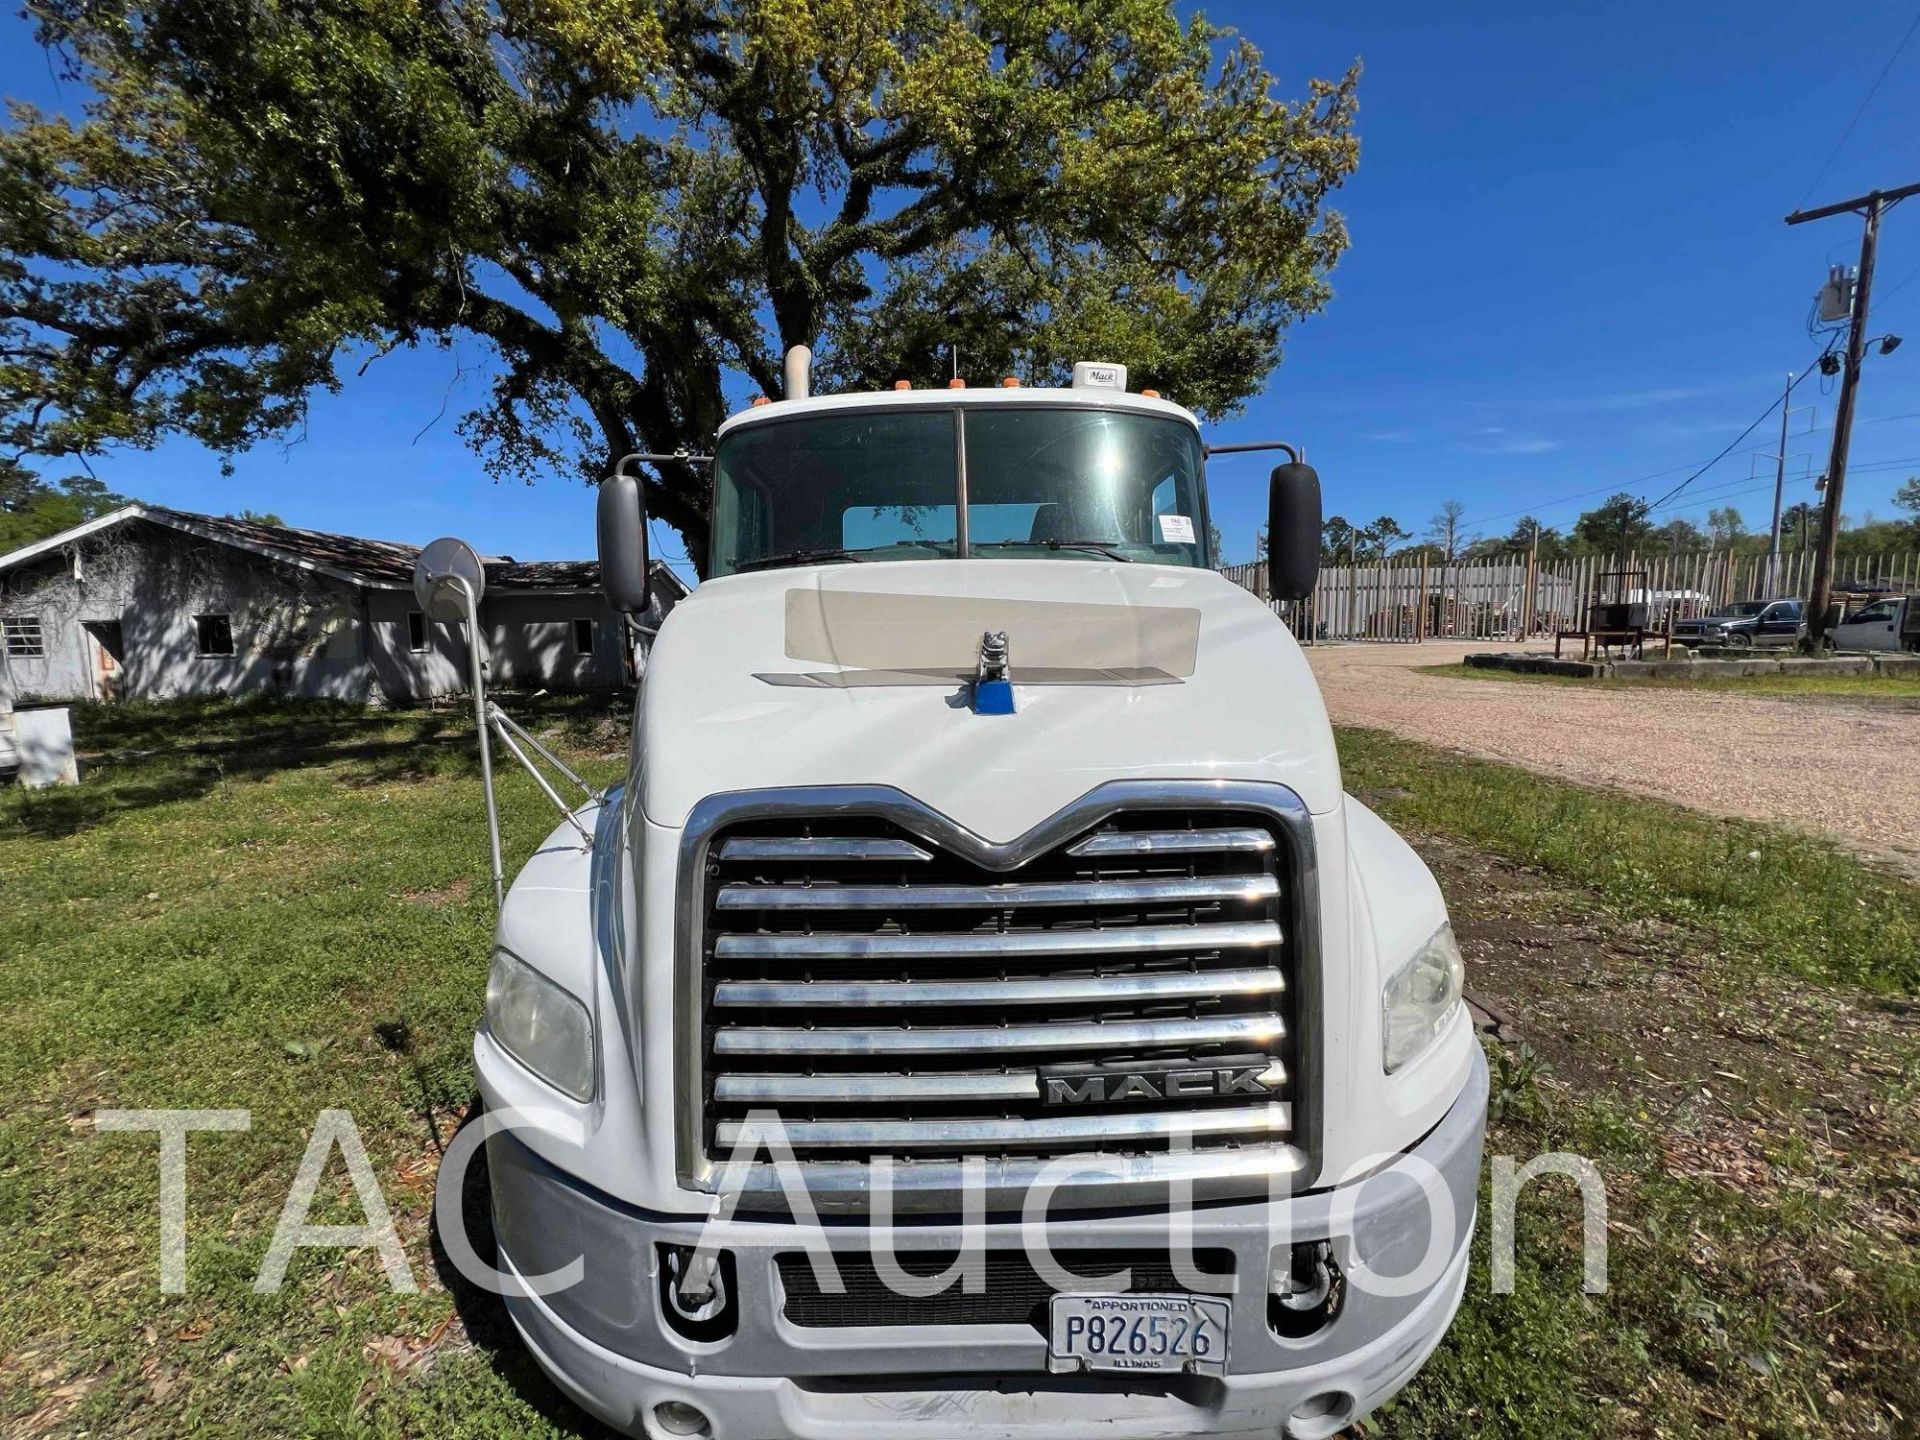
[
  {"xmin": 714, "ymin": 1012, "xmax": 1285, "ymax": 1056},
  {"xmin": 713, "ymin": 967, "xmax": 1284, "ymax": 1009},
  {"xmin": 715, "ymin": 1103, "xmax": 1291, "ymax": 1151},
  {"xmin": 1065, "ymin": 827, "xmax": 1275, "ymax": 857},
  {"xmin": 716, "ymin": 874, "xmax": 1278, "ymax": 911},
  {"xmin": 719, "ymin": 836, "xmax": 933, "ymax": 862},
  {"xmin": 714, "ymin": 1072, "xmax": 1042, "ymax": 1102},
  {"xmin": 710, "ymin": 1061, "xmax": 1289, "ymax": 1105},
  {"xmin": 714, "ymin": 920, "xmax": 1280, "ymax": 961}
]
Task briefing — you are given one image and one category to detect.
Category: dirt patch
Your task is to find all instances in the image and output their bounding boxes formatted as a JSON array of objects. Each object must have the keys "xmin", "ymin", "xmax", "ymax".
[
  {"xmin": 1419, "ymin": 828, "xmax": 1918, "ymax": 1154},
  {"xmin": 402, "ymin": 876, "xmax": 472, "ymax": 908}
]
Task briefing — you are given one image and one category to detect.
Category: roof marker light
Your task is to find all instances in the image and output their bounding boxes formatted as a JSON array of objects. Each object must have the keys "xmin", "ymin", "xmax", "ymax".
[
  {"xmin": 893, "ymin": 380, "xmax": 912, "ymax": 391},
  {"xmin": 750, "ymin": 396, "xmax": 772, "ymax": 407},
  {"xmin": 1001, "ymin": 376, "xmax": 1020, "ymax": 388},
  {"xmin": 947, "ymin": 378, "xmax": 966, "ymax": 390},
  {"xmin": 1140, "ymin": 388, "xmax": 1161, "ymax": 398}
]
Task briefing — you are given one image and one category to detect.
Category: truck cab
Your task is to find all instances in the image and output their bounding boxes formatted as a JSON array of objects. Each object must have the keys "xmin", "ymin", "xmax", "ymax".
[
  {"xmin": 1828, "ymin": 594, "xmax": 1920, "ymax": 653},
  {"xmin": 472, "ymin": 363, "xmax": 1487, "ymax": 1440}
]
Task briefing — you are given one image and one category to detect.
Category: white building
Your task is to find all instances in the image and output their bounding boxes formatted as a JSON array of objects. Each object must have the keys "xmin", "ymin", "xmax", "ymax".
[{"xmin": 0, "ymin": 505, "xmax": 684, "ymax": 704}]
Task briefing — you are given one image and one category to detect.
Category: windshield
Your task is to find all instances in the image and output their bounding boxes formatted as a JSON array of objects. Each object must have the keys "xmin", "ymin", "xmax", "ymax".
[
  {"xmin": 1710, "ymin": 602, "xmax": 1769, "ymax": 619},
  {"xmin": 710, "ymin": 406, "xmax": 1208, "ymax": 576}
]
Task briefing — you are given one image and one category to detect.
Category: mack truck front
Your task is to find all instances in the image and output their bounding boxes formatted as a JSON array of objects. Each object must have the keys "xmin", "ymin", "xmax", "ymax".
[{"xmin": 471, "ymin": 359, "xmax": 1488, "ymax": 1440}]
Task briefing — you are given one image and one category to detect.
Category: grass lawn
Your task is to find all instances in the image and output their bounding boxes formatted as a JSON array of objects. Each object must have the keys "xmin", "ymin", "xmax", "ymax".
[
  {"xmin": 1418, "ymin": 661, "xmax": 1920, "ymax": 701},
  {"xmin": 2, "ymin": 700, "xmax": 1915, "ymax": 1437}
]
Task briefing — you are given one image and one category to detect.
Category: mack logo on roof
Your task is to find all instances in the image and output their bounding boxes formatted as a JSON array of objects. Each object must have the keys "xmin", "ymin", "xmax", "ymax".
[{"xmin": 1070, "ymin": 360, "xmax": 1128, "ymax": 391}]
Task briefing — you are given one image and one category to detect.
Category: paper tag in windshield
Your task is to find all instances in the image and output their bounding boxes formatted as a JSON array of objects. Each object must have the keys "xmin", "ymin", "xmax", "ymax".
[{"xmin": 1157, "ymin": 514, "xmax": 1196, "ymax": 544}]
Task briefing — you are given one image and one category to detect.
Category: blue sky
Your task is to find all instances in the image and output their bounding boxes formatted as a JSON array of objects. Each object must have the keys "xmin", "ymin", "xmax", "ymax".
[{"xmin": 6, "ymin": 1, "xmax": 1920, "ymax": 573}]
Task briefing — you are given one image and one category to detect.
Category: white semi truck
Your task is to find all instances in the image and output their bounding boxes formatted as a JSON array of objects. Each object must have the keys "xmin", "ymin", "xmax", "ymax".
[{"xmin": 460, "ymin": 356, "xmax": 1487, "ymax": 1440}]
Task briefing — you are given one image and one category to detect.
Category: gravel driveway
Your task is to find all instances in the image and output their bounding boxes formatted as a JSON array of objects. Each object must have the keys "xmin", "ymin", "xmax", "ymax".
[{"xmin": 1309, "ymin": 640, "xmax": 1920, "ymax": 878}]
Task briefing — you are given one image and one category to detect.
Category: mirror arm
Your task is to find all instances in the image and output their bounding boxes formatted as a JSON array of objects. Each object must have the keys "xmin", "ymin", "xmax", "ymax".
[
  {"xmin": 1205, "ymin": 440, "xmax": 1301, "ymax": 462},
  {"xmin": 613, "ymin": 451, "xmax": 713, "ymax": 479},
  {"xmin": 485, "ymin": 703, "xmax": 598, "ymax": 850},
  {"xmin": 445, "ymin": 574, "xmax": 506, "ymax": 909}
]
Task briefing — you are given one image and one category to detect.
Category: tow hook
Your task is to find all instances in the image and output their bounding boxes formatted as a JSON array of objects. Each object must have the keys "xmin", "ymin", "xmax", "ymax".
[
  {"xmin": 1268, "ymin": 1240, "xmax": 1344, "ymax": 1339},
  {"xmin": 660, "ymin": 1245, "xmax": 737, "ymax": 1341}
]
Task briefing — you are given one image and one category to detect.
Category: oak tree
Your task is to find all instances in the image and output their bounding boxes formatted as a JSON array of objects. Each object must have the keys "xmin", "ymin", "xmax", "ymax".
[{"xmin": 2, "ymin": 0, "xmax": 1359, "ymax": 567}]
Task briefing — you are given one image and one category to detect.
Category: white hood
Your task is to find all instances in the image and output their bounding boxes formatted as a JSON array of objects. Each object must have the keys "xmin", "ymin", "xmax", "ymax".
[{"xmin": 638, "ymin": 559, "xmax": 1341, "ymax": 841}]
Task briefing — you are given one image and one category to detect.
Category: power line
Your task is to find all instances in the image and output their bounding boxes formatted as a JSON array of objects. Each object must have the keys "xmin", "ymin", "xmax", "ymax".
[
  {"xmin": 1452, "ymin": 350, "xmax": 1905, "ymax": 536},
  {"xmin": 1839, "ymin": 452, "xmax": 1920, "ymax": 473},
  {"xmin": 1461, "ymin": 434, "xmax": 1918, "ymax": 536},
  {"xmin": 1796, "ymin": 6, "xmax": 1920, "ymax": 210},
  {"xmin": 1644, "ymin": 359, "xmax": 1833, "ymax": 512},
  {"xmin": 1458, "ymin": 460, "xmax": 1707, "ymax": 533},
  {"xmin": 1876, "ymin": 258, "xmax": 1920, "ymax": 307},
  {"xmin": 1460, "ymin": 345, "xmax": 1841, "ymax": 534},
  {"xmin": 1644, "ymin": 456, "xmax": 1920, "ymax": 528},
  {"xmin": 1647, "ymin": 477, "xmax": 1810, "ymax": 520}
]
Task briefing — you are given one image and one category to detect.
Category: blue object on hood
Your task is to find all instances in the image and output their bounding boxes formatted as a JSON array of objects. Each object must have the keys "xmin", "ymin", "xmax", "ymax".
[{"xmin": 973, "ymin": 677, "xmax": 1016, "ymax": 715}]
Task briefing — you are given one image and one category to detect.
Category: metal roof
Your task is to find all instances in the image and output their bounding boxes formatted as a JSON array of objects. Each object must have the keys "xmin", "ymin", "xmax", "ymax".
[{"xmin": 0, "ymin": 503, "xmax": 687, "ymax": 597}]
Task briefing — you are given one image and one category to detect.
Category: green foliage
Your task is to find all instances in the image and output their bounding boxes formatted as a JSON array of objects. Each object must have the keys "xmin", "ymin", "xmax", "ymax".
[
  {"xmin": 0, "ymin": 461, "xmax": 128, "ymax": 551},
  {"xmin": 1706, "ymin": 504, "xmax": 1745, "ymax": 545},
  {"xmin": 0, "ymin": 0, "xmax": 1361, "ymax": 567},
  {"xmin": 1570, "ymin": 492, "xmax": 1651, "ymax": 555},
  {"xmin": 1836, "ymin": 516, "xmax": 1917, "ymax": 557},
  {"xmin": 1460, "ymin": 515, "xmax": 1567, "ymax": 563},
  {"xmin": 1648, "ymin": 515, "xmax": 1706, "ymax": 552},
  {"xmin": 1321, "ymin": 512, "xmax": 1408, "ymax": 562}
]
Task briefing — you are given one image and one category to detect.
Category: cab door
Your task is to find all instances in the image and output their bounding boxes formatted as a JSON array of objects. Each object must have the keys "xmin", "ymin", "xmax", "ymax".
[{"xmin": 1755, "ymin": 601, "xmax": 1802, "ymax": 647}]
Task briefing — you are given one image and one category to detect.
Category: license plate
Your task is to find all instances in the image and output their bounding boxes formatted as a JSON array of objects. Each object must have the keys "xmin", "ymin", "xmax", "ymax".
[{"xmin": 1047, "ymin": 1293, "xmax": 1230, "ymax": 1376}]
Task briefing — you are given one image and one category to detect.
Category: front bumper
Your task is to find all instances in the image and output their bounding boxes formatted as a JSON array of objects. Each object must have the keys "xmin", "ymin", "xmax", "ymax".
[{"xmin": 487, "ymin": 1049, "xmax": 1488, "ymax": 1440}]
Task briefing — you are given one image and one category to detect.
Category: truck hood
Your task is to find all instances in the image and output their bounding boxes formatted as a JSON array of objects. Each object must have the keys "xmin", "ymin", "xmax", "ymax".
[{"xmin": 638, "ymin": 559, "xmax": 1341, "ymax": 840}]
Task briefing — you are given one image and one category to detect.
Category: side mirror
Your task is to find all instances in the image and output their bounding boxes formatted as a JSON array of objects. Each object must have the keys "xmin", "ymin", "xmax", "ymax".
[
  {"xmin": 597, "ymin": 473, "xmax": 651, "ymax": 614},
  {"xmin": 1267, "ymin": 462, "xmax": 1322, "ymax": 601},
  {"xmin": 413, "ymin": 536, "xmax": 487, "ymax": 622}
]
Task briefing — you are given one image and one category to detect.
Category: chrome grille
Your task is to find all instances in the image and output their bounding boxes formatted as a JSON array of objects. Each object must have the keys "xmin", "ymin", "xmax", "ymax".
[{"xmin": 696, "ymin": 809, "xmax": 1298, "ymax": 1166}]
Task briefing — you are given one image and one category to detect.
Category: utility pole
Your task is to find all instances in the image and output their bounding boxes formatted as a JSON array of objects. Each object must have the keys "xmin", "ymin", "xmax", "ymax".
[
  {"xmin": 1766, "ymin": 371, "xmax": 1792, "ymax": 595},
  {"xmin": 1786, "ymin": 180, "xmax": 1920, "ymax": 646}
]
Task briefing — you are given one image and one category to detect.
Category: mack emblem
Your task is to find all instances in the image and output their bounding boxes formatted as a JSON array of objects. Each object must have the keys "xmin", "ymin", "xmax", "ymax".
[{"xmin": 1044, "ymin": 1066, "xmax": 1278, "ymax": 1105}]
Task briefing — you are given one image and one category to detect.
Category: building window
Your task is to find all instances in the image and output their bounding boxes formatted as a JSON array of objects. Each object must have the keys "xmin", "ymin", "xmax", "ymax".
[
  {"xmin": 194, "ymin": 614, "xmax": 235, "ymax": 657},
  {"xmin": 407, "ymin": 610, "xmax": 429, "ymax": 652},
  {"xmin": 3, "ymin": 615, "xmax": 44, "ymax": 658},
  {"xmin": 573, "ymin": 617, "xmax": 595, "ymax": 656}
]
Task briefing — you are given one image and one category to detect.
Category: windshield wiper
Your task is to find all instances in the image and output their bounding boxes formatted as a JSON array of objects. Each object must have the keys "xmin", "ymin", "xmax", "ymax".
[
  {"xmin": 734, "ymin": 547, "xmax": 865, "ymax": 573},
  {"xmin": 972, "ymin": 539, "xmax": 1133, "ymax": 562}
]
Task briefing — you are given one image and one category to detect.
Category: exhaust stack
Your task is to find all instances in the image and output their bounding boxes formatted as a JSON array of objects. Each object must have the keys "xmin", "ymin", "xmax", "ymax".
[{"xmin": 783, "ymin": 345, "xmax": 811, "ymax": 401}]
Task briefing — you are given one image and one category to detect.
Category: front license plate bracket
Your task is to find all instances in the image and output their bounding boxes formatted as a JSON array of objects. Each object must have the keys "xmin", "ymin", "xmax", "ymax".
[{"xmin": 1047, "ymin": 1293, "xmax": 1230, "ymax": 1377}]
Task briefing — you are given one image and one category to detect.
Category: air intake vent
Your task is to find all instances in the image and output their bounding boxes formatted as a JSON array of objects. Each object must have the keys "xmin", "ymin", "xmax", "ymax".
[
  {"xmin": 695, "ymin": 809, "xmax": 1298, "ymax": 1169},
  {"xmin": 777, "ymin": 1248, "xmax": 1235, "ymax": 1329}
]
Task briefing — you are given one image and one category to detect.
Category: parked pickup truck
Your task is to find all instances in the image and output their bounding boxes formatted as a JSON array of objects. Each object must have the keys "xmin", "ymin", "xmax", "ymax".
[
  {"xmin": 473, "ymin": 354, "xmax": 1487, "ymax": 1440},
  {"xmin": 1670, "ymin": 597, "xmax": 1803, "ymax": 649},
  {"xmin": 1826, "ymin": 594, "xmax": 1920, "ymax": 652}
]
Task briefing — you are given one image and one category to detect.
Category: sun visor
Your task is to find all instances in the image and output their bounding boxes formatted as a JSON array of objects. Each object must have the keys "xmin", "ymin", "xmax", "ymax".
[{"xmin": 781, "ymin": 587, "xmax": 1202, "ymax": 679}]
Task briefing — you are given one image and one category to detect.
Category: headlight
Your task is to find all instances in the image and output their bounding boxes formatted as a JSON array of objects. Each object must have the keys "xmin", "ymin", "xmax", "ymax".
[
  {"xmin": 487, "ymin": 948, "xmax": 595, "ymax": 1100},
  {"xmin": 1382, "ymin": 923, "xmax": 1465, "ymax": 1073}
]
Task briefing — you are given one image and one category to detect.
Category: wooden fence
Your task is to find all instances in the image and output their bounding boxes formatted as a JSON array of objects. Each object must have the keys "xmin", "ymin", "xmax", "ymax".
[{"xmin": 1221, "ymin": 547, "xmax": 1920, "ymax": 644}]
